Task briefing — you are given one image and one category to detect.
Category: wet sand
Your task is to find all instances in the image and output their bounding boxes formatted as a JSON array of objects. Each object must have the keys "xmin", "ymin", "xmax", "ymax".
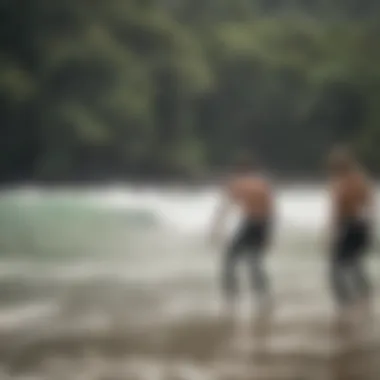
[
  {"xmin": 0, "ymin": 253, "xmax": 378, "ymax": 380},
  {"xmin": 0, "ymin": 282, "xmax": 379, "ymax": 380}
]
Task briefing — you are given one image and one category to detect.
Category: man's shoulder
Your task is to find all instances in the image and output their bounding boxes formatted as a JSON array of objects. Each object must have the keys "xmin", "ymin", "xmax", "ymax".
[
  {"xmin": 331, "ymin": 170, "xmax": 370, "ymax": 191},
  {"xmin": 246, "ymin": 174, "xmax": 272, "ymax": 192},
  {"xmin": 226, "ymin": 172, "xmax": 272, "ymax": 187}
]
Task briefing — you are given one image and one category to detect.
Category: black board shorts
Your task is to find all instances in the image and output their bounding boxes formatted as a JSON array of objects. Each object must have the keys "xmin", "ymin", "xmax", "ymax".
[
  {"xmin": 230, "ymin": 218, "xmax": 271, "ymax": 253},
  {"xmin": 333, "ymin": 218, "xmax": 371, "ymax": 260}
]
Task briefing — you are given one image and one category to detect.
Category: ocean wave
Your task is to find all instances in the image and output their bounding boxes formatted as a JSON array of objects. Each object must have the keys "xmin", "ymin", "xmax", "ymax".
[{"xmin": 1, "ymin": 186, "xmax": 378, "ymax": 258}]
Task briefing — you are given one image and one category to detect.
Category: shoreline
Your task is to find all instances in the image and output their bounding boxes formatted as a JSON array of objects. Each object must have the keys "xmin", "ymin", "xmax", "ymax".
[{"xmin": 0, "ymin": 178, "xmax": 330, "ymax": 193}]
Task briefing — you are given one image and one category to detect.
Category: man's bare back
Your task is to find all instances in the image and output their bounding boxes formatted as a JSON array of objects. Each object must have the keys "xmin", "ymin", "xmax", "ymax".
[
  {"xmin": 227, "ymin": 175, "xmax": 272, "ymax": 220},
  {"xmin": 327, "ymin": 147, "xmax": 374, "ymax": 312},
  {"xmin": 210, "ymin": 153, "xmax": 274, "ymax": 311},
  {"xmin": 329, "ymin": 152, "xmax": 373, "ymax": 223}
]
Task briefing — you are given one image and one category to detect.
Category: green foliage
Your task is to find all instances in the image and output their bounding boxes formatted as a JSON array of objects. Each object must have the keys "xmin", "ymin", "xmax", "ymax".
[{"xmin": 1, "ymin": 0, "xmax": 380, "ymax": 181}]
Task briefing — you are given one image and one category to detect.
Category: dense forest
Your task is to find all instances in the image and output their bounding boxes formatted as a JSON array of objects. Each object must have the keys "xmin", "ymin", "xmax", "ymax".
[{"xmin": 1, "ymin": 0, "xmax": 380, "ymax": 183}]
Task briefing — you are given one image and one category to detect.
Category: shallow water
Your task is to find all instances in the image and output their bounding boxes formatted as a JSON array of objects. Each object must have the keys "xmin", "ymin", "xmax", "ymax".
[{"xmin": 0, "ymin": 186, "xmax": 379, "ymax": 379}]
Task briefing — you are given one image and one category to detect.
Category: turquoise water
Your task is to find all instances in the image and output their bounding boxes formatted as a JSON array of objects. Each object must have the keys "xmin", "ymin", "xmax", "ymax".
[{"xmin": 0, "ymin": 191, "xmax": 158, "ymax": 258}]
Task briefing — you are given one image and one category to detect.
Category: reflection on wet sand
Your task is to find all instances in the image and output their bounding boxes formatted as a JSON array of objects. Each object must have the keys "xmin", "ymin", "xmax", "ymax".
[
  {"xmin": 0, "ymin": 255, "xmax": 377, "ymax": 379},
  {"xmin": 330, "ymin": 309, "xmax": 379, "ymax": 380},
  {"xmin": 1, "ymin": 302, "xmax": 380, "ymax": 379}
]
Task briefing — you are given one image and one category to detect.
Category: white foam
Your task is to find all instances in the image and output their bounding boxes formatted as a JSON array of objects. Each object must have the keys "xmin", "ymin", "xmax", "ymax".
[{"xmin": 0, "ymin": 185, "xmax": 332, "ymax": 238}]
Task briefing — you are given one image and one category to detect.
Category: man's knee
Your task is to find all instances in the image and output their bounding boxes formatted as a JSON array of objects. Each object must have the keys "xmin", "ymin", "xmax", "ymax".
[
  {"xmin": 249, "ymin": 255, "xmax": 269, "ymax": 294},
  {"xmin": 330, "ymin": 255, "xmax": 357, "ymax": 305},
  {"xmin": 331, "ymin": 256, "xmax": 349, "ymax": 283},
  {"xmin": 352, "ymin": 259, "xmax": 372, "ymax": 297},
  {"xmin": 221, "ymin": 250, "xmax": 239, "ymax": 296}
]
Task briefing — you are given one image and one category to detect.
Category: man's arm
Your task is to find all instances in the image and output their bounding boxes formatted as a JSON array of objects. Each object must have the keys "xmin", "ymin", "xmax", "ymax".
[
  {"xmin": 328, "ymin": 180, "xmax": 343, "ymax": 242},
  {"xmin": 210, "ymin": 184, "xmax": 233, "ymax": 246}
]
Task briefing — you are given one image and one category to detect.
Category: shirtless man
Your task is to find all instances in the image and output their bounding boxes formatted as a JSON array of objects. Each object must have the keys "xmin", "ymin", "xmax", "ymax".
[
  {"xmin": 210, "ymin": 153, "xmax": 273, "ymax": 312},
  {"xmin": 328, "ymin": 147, "xmax": 374, "ymax": 317}
]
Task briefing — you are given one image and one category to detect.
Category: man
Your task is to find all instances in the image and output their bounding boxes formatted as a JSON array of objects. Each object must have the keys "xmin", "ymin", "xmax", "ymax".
[
  {"xmin": 327, "ymin": 147, "xmax": 374, "ymax": 318},
  {"xmin": 210, "ymin": 153, "xmax": 274, "ymax": 313}
]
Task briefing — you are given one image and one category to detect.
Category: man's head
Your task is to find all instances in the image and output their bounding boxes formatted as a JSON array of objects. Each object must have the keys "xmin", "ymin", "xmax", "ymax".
[
  {"xmin": 232, "ymin": 152, "xmax": 255, "ymax": 174},
  {"xmin": 327, "ymin": 146, "xmax": 357, "ymax": 175}
]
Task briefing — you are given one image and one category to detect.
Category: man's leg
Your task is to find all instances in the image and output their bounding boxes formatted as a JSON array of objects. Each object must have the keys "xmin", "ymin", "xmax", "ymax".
[
  {"xmin": 247, "ymin": 247, "xmax": 273, "ymax": 318},
  {"xmin": 221, "ymin": 241, "xmax": 242, "ymax": 311},
  {"xmin": 247, "ymin": 222, "xmax": 272, "ymax": 313},
  {"xmin": 351, "ymin": 256, "xmax": 371, "ymax": 298},
  {"xmin": 247, "ymin": 252, "xmax": 270, "ymax": 304},
  {"xmin": 346, "ymin": 223, "xmax": 372, "ymax": 315},
  {"xmin": 330, "ymin": 255, "xmax": 353, "ymax": 309}
]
